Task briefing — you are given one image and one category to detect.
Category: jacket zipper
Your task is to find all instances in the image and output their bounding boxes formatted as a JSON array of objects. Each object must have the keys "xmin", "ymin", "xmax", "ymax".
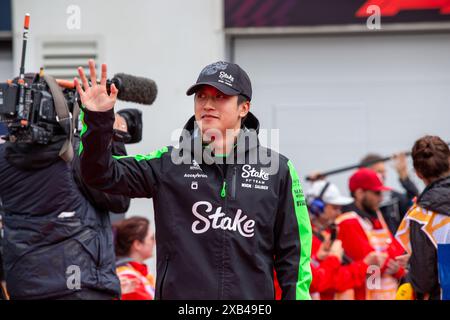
[
  {"xmin": 216, "ymin": 164, "xmax": 228, "ymax": 299},
  {"xmin": 158, "ymin": 254, "xmax": 170, "ymax": 300},
  {"xmin": 231, "ymin": 166, "xmax": 237, "ymax": 200},
  {"xmin": 219, "ymin": 167, "xmax": 237, "ymax": 199},
  {"xmin": 220, "ymin": 181, "xmax": 227, "ymax": 198}
]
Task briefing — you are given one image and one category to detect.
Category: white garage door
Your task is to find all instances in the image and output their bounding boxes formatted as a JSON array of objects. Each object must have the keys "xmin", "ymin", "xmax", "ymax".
[{"xmin": 233, "ymin": 33, "xmax": 450, "ymax": 194}]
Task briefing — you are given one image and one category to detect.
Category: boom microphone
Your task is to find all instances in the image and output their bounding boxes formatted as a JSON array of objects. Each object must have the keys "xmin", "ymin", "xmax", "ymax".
[
  {"xmin": 109, "ymin": 73, "xmax": 157, "ymax": 105},
  {"xmin": 56, "ymin": 73, "xmax": 158, "ymax": 106},
  {"xmin": 306, "ymin": 141, "xmax": 450, "ymax": 181}
]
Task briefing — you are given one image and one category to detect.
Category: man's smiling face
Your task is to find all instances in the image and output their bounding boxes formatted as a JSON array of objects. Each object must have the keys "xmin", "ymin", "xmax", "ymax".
[{"xmin": 194, "ymin": 85, "xmax": 248, "ymax": 137}]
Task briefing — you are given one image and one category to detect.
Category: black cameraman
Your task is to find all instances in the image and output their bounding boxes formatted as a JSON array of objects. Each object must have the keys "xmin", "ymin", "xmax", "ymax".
[{"xmin": 0, "ymin": 73, "xmax": 133, "ymax": 300}]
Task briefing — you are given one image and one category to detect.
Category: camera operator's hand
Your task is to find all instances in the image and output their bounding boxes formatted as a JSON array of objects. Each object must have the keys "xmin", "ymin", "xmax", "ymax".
[
  {"xmin": 74, "ymin": 59, "xmax": 118, "ymax": 112},
  {"xmin": 114, "ymin": 114, "xmax": 128, "ymax": 132}
]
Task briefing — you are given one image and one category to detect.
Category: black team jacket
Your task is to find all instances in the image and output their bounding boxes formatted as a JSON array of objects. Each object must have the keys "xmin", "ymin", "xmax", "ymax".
[{"xmin": 79, "ymin": 107, "xmax": 312, "ymax": 300}]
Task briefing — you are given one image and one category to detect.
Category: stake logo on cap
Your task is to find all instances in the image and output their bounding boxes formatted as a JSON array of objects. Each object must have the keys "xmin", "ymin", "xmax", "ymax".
[
  {"xmin": 201, "ymin": 61, "xmax": 228, "ymax": 76},
  {"xmin": 186, "ymin": 61, "xmax": 252, "ymax": 101}
]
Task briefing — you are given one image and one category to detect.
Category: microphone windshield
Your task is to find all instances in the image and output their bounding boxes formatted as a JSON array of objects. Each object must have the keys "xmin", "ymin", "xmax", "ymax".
[{"xmin": 112, "ymin": 73, "xmax": 157, "ymax": 105}]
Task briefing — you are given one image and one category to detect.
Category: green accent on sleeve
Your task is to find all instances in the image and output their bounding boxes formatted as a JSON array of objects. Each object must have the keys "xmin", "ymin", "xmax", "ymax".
[
  {"xmin": 287, "ymin": 160, "xmax": 313, "ymax": 300},
  {"xmin": 112, "ymin": 146, "xmax": 169, "ymax": 162},
  {"xmin": 78, "ymin": 109, "xmax": 87, "ymax": 155},
  {"xmin": 220, "ymin": 181, "xmax": 227, "ymax": 198}
]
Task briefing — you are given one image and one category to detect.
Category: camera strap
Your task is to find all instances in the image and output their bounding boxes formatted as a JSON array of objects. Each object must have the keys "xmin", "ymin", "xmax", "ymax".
[
  {"xmin": 42, "ymin": 75, "xmax": 74, "ymax": 162},
  {"xmin": 72, "ymin": 100, "xmax": 81, "ymax": 134}
]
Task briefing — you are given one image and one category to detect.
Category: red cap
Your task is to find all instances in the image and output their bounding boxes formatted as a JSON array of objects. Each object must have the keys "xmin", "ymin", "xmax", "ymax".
[{"xmin": 349, "ymin": 168, "xmax": 392, "ymax": 193}]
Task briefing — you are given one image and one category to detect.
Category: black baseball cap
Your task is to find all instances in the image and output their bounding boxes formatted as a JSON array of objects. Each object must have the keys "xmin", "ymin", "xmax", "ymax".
[{"xmin": 186, "ymin": 61, "xmax": 252, "ymax": 101}]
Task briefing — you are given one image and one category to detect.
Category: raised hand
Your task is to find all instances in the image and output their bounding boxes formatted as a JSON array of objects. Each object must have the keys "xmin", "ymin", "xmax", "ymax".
[
  {"xmin": 393, "ymin": 152, "xmax": 409, "ymax": 180},
  {"xmin": 74, "ymin": 59, "xmax": 118, "ymax": 112}
]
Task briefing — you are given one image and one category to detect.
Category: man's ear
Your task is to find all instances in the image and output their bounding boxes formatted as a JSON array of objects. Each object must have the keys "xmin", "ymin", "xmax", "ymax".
[
  {"xmin": 132, "ymin": 239, "xmax": 142, "ymax": 252},
  {"xmin": 239, "ymin": 101, "xmax": 250, "ymax": 118}
]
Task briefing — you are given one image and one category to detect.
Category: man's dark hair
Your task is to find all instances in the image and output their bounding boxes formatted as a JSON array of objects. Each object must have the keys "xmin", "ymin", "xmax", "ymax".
[
  {"xmin": 237, "ymin": 94, "xmax": 250, "ymax": 125},
  {"xmin": 237, "ymin": 94, "xmax": 249, "ymax": 106},
  {"xmin": 360, "ymin": 153, "xmax": 384, "ymax": 168},
  {"xmin": 412, "ymin": 135, "xmax": 450, "ymax": 181}
]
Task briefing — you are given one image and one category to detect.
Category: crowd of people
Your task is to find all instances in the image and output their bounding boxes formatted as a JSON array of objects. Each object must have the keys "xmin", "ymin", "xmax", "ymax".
[
  {"xmin": 299, "ymin": 136, "xmax": 450, "ymax": 300},
  {"xmin": 110, "ymin": 135, "xmax": 450, "ymax": 301},
  {"xmin": 0, "ymin": 59, "xmax": 449, "ymax": 300}
]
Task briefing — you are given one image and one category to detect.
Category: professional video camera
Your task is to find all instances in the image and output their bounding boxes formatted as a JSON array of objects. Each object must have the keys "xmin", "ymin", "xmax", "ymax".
[
  {"xmin": 0, "ymin": 71, "xmax": 76, "ymax": 144},
  {"xmin": 0, "ymin": 14, "xmax": 156, "ymax": 147}
]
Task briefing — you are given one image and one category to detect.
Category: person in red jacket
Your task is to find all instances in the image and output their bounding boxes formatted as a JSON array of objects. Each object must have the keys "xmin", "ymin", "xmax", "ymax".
[
  {"xmin": 307, "ymin": 180, "xmax": 380, "ymax": 300},
  {"xmin": 114, "ymin": 217, "xmax": 156, "ymax": 300},
  {"xmin": 338, "ymin": 168, "xmax": 406, "ymax": 300}
]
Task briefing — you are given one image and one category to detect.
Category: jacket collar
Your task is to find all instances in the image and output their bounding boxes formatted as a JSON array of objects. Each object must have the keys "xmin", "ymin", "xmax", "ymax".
[
  {"xmin": 178, "ymin": 112, "xmax": 260, "ymax": 163},
  {"xmin": 417, "ymin": 175, "xmax": 450, "ymax": 216}
]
